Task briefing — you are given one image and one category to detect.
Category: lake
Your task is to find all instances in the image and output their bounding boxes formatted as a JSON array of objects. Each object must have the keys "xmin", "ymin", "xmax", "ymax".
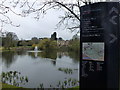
[{"xmin": 0, "ymin": 50, "xmax": 79, "ymax": 88}]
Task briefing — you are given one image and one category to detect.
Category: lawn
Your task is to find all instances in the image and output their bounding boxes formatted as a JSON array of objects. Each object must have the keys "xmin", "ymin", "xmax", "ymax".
[
  {"xmin": 1, "ymin": 83, "xmax": 79, "ymax": 90},
  {"xmin": 2, "ymin": 83, "xmax": 21, "ymax": 88},
  {"xmin": 2, "ymin": 83, "xmax": 32, "ymax": 90}
]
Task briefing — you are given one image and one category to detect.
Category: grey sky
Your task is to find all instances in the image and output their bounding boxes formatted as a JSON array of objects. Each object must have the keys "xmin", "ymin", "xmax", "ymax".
[{"xmin": 4, "ymin": 8, "xmax": 77, "ymax": 40}]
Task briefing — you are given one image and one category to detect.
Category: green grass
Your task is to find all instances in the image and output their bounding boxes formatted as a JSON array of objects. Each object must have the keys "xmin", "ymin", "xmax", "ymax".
[
  {"xmin": 67, "ymin": 86, "xmax": 79, "ymax": 90},
  {"xmin": 1, "ymin": 46, "xmax": 33, "ymax": 51},
  {"xmin": 2, "ymin": 83, "xmax": 21, "ymax": 88},
  {"xmin": 1, "ymin": 83, "xmax": 32, "ymax": 90},
  {"xmin": 73, "ymin": 86, "xmax": 79, "ymax": 88},
  {"xmin": 2, "ymin": 83, "xmax": 79, "ymax": 90}
]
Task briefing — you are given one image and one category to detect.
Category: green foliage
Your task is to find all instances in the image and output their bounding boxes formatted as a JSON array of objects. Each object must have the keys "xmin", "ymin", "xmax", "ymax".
[
  {"xmin": 2, "ymin": 83, "xmax": 32, "ymax": 90},
  {"xmin": 58, "ymin": 67, "xmax": 78, "ymax": 74},
  {"xmin": 2, "ymin": 32, "xmax": 18, "ymax": 50},
  {"xmin": 68, "ymin": 39, "xmax": 80, "ymax": 53},
  {"xmin": 58, "ymin": 68, "xmax": 73, "ymax": 74},
  {"xmin": 15, "ymin": 37, "xmax": 39, "ymax": 47},
  {"xmin": 31, "ymin": 37, "xmax": 39, "ymax": 44},
  {"xmin": 68, "ymin": 51, "xmax": 80, "ymax": 62},
  {"xmin": 32, "ymin": 44, "xmax": 38, "ymax": 49},
  {"xmin": 67, "ymin": 86, "xmax": 79, "ymax": 90},
  {"xmin": 38, "ymin": 38, "xmax": 57, "ymax": 51},
  {"xmin": 2, "ymin": 83, "xmax": 22, "ymax": 88},
  {"xmin": 19, "ymin": 40, "xmax": 27, "ymax": 46},
  {"xmin": 51, "ymin": 32, "xmax": 57, "ymax": 40},
  {"xmin": 39, "ymin": 51, "xmax": 57, "ymax": 60},
  {"xmin": 38, "ymin": 78, "xmax": 79, "ymax": 89}
]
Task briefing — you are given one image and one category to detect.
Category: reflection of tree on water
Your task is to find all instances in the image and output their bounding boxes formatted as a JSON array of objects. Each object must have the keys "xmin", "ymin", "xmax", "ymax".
[
  {"xmin": 2, "ymin": 51, "xmax": 26, "ymax": 68},
  {"xmin": 38, "ymin": 51, "xmax": 79, "ymax": 65},
  {"xmin": 2, "ymin": 51, "xmax": 18, "ymax": 68},
  {"xmin": 57, "ymin": 52, "xmax": 69, "ymax": 59},
  {"xmin": 39, "ymin": 51, "xmax": 57, "ymax": 60},
  {"xmin": 28, "ymin": 51, "xmax": 57, "ymax": 66},
  {"xmin": 28, "ymin": 52, "xmax": 39, "ymax": 58},
  {"xmin": 16, "ymin": 50, "xmax": 26, "ymax": 56},
  {"xmin": 68, "ymin": 51, "xmax": 80, "ymax": 63},
  {"xmin": 1, "ymin": 71, "xmax": 28, "ymax": 87},
  {"xmin": 28, "ymin": 51, "xmax": 57, "ymax": 59},
  {"xmin": 28, "ymin": 52, "xmax": 36, "ymax": 58},
  {"xmin": 39, "ymin": 51, "xmax": 57, "ymax": 66},
  {"xmin": 57, "ymin": 51, "xmax": 80, "ymax": 63},
  {"xmin": 2, "ymin": 50, "xmax": 79, "ymax": 68},
  {"xmin": 27, "ymin": 50, "xmax": 79, "ymax": 66}
]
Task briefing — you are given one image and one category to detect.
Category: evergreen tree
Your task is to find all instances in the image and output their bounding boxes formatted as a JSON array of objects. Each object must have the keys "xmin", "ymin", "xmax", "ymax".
[{"xmin": 51, "ymin": 32, "xmax": 57, "ymax": 40}]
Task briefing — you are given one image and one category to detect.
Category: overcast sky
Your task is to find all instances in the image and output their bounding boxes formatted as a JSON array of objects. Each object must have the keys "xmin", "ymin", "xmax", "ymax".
[{"xmin": 3, "ymin": 8, "xmax": 78, "ymax": 40}]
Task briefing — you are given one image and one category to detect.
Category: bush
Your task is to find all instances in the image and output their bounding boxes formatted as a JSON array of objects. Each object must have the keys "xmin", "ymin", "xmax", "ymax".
[
  {"xmin": 68, "ymin": 39, "xmax": 80, "ymax": 53},
  {"xmin": 38, "ymin": 38, "xmax": 57, "ymax": 51}
]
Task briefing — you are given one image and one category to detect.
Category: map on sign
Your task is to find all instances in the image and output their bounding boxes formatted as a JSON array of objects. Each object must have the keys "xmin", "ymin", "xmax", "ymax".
[{"xmin": 83, "ymin": 43, "xmax": 104, "ymax": 61}]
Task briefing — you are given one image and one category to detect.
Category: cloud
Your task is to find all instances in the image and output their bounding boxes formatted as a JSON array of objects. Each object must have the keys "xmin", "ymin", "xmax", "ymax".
[{"xmin": 3, "ymin": 8, "xmax": 76, "ymax": 40}]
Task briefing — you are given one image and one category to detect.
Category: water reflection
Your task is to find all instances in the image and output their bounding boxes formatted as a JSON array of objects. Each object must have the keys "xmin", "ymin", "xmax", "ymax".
[
  {"xmin": 2, "ymin": 50, "xmax": 79, "ymax": 68},
  {"xmin": 35, "ymin": 52, "xmax": 38, "ymax": 58},
  {"xmin": 2, "ymin": 50, "xmax": 79, "ymax": 88},
  {"xmin": 28, "ymin": 51, "xmax": 57, "ymax": 60},
  {"xmin": 68, "ymin": 51, "xmax": 80, "ymax": 63},
  {"xmin": 28, "ymin": 51, "xmax": 57, "ymax": 66},
  {"xmin": 16, "ymin": 50, "xmax": 26, "ymax": 56},
  {"xmin": 2, "ymin": 51, "xmax": 18, "ymax": 68},
  {"xmin": 38, "ymin": 51, "xmax": 57, "ymax": 60},
  {"xmin": 57, "ymin": 51, "xmax": 80, "ymax": 63}
]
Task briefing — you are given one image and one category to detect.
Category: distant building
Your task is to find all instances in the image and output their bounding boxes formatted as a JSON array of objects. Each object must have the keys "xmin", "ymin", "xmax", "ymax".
[{"xmin": 57, "ymin": 40, "xmax": 69, "ymax": 47}]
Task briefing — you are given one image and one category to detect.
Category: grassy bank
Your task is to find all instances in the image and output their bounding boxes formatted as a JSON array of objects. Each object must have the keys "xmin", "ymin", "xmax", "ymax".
[
  {"xmin": 2, "ymin": 83, "xmax": 32, "ymax": 90},
  {"xmin": 2, "ymin": 83, "xmax": 21, "ymax": 88},
  {"xmin": 2, "ymin": 83, "xmax": 79, "ymax": 89},
  {"xmin": 67, "ymin": 86, "xmax": 79, "ymax": 90},
  {"xmin": 0, "ymin": 46, "xmax": 33, "ymax": 51}
]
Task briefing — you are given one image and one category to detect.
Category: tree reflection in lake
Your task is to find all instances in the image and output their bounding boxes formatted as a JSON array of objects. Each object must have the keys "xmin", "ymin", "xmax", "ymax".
[
  {"xmin": 68, "ymin": 51, "xmax": 80, "ymax": 63},
  {"xmin": 28, "ymin": 51, "xmax": 57, "ymax": 66},
  {"xmin": 38, "ymin": 51, "xmax": 57, "ymax": 60},
  {"xmin": 57, "ymin": 51, "xmax": 80, "ymax": 63},
  {"xmin": 38, "ymin": 51, "xmax": 57, "ymax": 66},
  {"xmin": 2, "ymin": 51, "xmax": 26, "ymax": 68},
  {"xmin": 2, "ymin": 50, "xmax": 79, "ymax": 68},
  {"xmin": 2, "ymin": 51, "xmax": 18, "ymax": 68},
  {"xmin": 28, "ymin": 51, "xmax": 80, "ymax": 66},
  {"xmin": 28, "ymin": 50, "xmax": 57, "ymax": 60},
  {"xmin": 2, "ymin": 50, "xmax": 79, "ymax": 88}
]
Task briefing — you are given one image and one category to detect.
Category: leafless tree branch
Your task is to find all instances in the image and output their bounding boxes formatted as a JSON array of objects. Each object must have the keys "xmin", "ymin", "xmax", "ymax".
[{"xmin": 0, "ymin": 0, "xmax": 108, "ymax": 33}]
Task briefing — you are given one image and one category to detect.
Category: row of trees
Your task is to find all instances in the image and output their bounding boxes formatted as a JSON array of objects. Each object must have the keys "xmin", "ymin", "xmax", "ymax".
[
  {"xmin": 0, "ymin": 0, "xmax": 116, "ymax": 49},
  {"xmin": 0, "ymin": 0, "xmax": 109, "ymax": 52},
  {"xmin": 68, "ymin": 38, "xmax": 80, "ymax": 53},
  {"xmin": 1, "ymin": 32, "xmax": 40, "ymax": 49},
  {"xmin": 1, "ymin": 31, "xmax": 80, "ymax": 52},
  {"xmin": 38, "ymin": 38, "xmax": 57, "ymax": 51}
]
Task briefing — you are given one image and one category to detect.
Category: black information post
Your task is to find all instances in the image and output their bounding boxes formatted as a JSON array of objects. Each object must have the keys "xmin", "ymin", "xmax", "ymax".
[{"xmin": 80, "ymin": 2, "xmax": 120, "ymax": 89}]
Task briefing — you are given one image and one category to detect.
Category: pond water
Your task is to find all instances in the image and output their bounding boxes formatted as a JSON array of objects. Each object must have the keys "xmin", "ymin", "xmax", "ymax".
[{"xmin": 0, "ymin": 50, "xmax": 79, "ymax": 88}]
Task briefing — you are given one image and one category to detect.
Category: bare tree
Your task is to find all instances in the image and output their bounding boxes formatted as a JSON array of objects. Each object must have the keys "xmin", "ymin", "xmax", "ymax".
[{"xmin": 0, "ymin": 0, "xmax": 112, "ymax": 33}]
